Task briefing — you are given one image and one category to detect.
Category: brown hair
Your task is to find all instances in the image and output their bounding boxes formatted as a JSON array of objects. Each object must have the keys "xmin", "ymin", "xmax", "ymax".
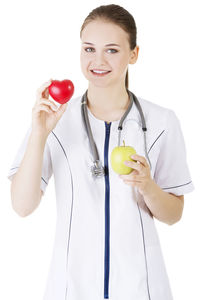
[{"xmin": 80, "ymin": 4, "xmax": 137, "ymax": 90}]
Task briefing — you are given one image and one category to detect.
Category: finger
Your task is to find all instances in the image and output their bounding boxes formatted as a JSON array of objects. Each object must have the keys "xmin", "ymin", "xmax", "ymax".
[
  {"xmin": 119, "ymin": 169, "xmax": 139, "ymax": 177},
  {"xmin": 41, "ymin": 82, "xmax": 51, "ymax": 99},
  {"xmin": 43, "ymin": 87, "xmax": 49, "ymax": 99},
  {"xmin": 37, "ymin": 80, "xmax": 52, "ymax": 95},
  {"xmin": 123, "ymin": 181, "xmax": 141, "ymax": 188},
  {"xmin": 33, "ymin": 104, "xmax": 52, "ymax": 114},
  {"xmin": 129, "ymin": 169, "xmax": 139, "ymax": 175},
  {"xmin": 124, "ymin": 180, "xmax": 141, "ymax": 184},
  {"xmin": 119, "ymin": 173, "xmax": 144, "ymax": 181},
  {"xmin": 36, "ymin": 79, "xmax": 53, "ymax": 101},
  {"xmin": 39, "ymin": 99, "xmax": 58, "ymax": 110},
  {"xmin": 54, "ymin": 102, "xmax": 68, "ymax": 119},
  {"xmin": 43, "ymin": 79, "xmax": 53, "ymax": 98},
  {"xmin": 130, "ymin": 154, "xmax": 149, "ymax": 168},
  {"xmin": 123, "ymin": 159, "xmax": 144, "ymax": 173}
]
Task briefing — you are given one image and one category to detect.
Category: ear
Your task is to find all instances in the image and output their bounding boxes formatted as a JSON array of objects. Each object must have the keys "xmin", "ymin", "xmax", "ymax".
[{"xmin": 129, "ymin": 45, "xmax": 139, "ymax": 64}]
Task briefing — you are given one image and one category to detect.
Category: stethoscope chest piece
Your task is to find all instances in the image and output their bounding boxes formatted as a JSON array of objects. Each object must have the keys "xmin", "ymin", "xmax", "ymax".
[{"xmin": 91, "ymin": 160, "xmax": 105, "ymax": 178}]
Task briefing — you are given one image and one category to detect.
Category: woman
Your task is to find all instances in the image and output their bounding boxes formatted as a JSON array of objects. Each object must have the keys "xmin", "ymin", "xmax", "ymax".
[{"xmin": 8, "ymin": 4, "xmax": 194, "ymax": 300}]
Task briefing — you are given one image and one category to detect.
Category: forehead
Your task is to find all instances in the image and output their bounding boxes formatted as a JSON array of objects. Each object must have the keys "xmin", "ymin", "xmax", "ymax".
[{"xmin": 81, "ymin": 20, "xmax": 128, "ymax": 44}]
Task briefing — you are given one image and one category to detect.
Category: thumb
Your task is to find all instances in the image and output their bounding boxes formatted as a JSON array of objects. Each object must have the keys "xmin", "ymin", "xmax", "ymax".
[{"xmin": 55, "ymin": 102, "xmax": 68, "ymax": 120}]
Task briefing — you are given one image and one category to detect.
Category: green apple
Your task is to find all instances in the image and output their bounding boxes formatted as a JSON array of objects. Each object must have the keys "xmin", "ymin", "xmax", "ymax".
[{"xmin": 110, "ymin": 140, "xmax": 137, "ymax": 174}]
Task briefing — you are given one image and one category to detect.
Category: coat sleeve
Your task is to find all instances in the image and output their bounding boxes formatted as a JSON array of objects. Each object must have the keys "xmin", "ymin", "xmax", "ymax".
[
  {"xmin": 7, "ymin": 125, "xmax": 53, "ymax": 195},
  {"xmin": 153, "ymin": 110, "xmax": 195, "ymax": 196}
]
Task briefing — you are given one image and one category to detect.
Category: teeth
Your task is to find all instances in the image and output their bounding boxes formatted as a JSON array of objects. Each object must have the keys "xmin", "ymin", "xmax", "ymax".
[{"xmin": 92, "ymin": 70, "xmax": 109, "ymax": 74}]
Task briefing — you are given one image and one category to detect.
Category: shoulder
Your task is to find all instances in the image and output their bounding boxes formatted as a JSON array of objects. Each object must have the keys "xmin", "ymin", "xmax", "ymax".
[
  {"xmin": 137, "ymin": 96, "xmax": 178, "ymax": 129},
  {"xmin": 135, "ymin": 96, "xmax": 182, "ymax": 154},
  {"xmin": 137, "ymin": 96, "xmax": 172, "ymax": 116}
]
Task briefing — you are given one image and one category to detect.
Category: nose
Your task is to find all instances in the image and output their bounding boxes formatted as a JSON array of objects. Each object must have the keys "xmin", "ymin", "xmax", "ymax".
[{"xmin": 93, "ymin": 51, "xmax": 107, "ymax": 66}]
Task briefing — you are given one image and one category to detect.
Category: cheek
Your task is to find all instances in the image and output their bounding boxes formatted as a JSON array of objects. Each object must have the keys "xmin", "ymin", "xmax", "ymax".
[
  {"xmin": 80, "ymin": 57, "xmax": 89, "ymax": 72},
  {"xmin": 111, "ymin": 55, "xmax": 127, "ymax": 70},
  {"xmin": 80, "ymin": 53, "xmax": 91, "ymax": 68}
]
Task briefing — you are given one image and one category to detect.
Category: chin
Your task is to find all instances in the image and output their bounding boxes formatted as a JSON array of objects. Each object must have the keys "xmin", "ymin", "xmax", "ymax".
[
  {"xmin": 90, "ymin": 81, "xmax": 113, "ymax": 89},
  {"xmin": 89, "ymin": 76, "xmax": 117, "ymax": 87}
]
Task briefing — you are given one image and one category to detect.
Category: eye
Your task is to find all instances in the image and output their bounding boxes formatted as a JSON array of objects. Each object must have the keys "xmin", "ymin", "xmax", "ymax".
[
  {"xmin": 84, "ymin": 47, "xmax": 94, "ymax": 52},
  {"xmin": 107, "ymin": 49, "xmax": 118, "ymax": 53},
  {"xmin": 84, "ymin": 47, "xmax": 118, "ymax": 53}
]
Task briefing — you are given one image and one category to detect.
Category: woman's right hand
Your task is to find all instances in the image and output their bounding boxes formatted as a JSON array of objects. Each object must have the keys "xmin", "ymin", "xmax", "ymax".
[{"xmin": 32, "ymin": 79, "xmax": 68, "ymax": 138}]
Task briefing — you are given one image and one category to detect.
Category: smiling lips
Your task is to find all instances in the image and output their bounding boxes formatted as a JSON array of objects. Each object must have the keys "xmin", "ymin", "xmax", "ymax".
[{"xmin": 90, "ymin": 69, "xmax": 111, "ymax": 76}]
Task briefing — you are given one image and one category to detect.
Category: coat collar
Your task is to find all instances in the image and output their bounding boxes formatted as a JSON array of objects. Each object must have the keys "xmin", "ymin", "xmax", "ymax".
[{"xmin": 79, "ymin": 89, "xmax": 144, "ymax": 130}]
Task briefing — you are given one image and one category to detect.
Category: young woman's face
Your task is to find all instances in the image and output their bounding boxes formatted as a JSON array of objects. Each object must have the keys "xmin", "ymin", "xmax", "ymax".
[{"xmin": 80, "ymin": 19, "xmax": 138, "ymax": 88}]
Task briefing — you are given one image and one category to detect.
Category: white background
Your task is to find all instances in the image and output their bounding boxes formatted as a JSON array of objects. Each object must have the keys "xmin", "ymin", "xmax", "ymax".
[{"xmin": 0, "ymin": 0, "xmax": 199, "ymax": 299}]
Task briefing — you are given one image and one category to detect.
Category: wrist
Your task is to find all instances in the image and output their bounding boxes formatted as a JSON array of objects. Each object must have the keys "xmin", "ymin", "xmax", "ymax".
[
  {"xmin": 142, "ymin": 178, "xmax": 159, "ymax": 199},
  {"xmin": 29, "ymin": 130, "xmax": 48, "ymax": 146}
]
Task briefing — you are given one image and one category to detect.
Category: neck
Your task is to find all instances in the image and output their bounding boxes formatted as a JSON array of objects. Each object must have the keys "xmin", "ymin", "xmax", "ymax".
[{"xmin": 87, "ymin": 83, "xmax": 130, "ymax": 112}]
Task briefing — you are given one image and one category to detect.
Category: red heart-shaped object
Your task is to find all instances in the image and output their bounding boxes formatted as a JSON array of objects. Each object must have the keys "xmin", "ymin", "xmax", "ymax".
[{"xmin": 48, "ymin": 79, "xmax": 74, "ymax": 104}]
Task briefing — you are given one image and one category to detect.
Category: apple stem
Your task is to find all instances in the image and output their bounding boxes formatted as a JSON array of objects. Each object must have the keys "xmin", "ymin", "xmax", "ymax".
[{"xmin": 123, "ymin": 140, "xmax": 125, "ymax": 147}]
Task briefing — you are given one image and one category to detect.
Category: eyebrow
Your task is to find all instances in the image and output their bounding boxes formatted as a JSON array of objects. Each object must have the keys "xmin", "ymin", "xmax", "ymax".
[{"xmin": 82, "ymin": 42, "xmax": 120, "ymax": 47}]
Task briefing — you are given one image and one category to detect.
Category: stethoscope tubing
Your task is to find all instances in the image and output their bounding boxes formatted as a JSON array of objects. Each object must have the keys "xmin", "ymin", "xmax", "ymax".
[{"xmin": 81, "ymin": 89, "xmax": 152, "ymax": 177}]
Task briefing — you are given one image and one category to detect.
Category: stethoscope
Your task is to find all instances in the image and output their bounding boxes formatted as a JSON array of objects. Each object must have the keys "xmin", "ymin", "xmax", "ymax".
[{"xmin": 81, "ymin": 89, "xmax": 152, "ymax": 178}]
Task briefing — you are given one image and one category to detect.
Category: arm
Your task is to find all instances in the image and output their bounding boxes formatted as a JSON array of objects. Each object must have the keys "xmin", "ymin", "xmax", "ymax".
[
  {"xmin": 141, "ymin": 180, "xmax": 184, "ymax": 225},
  {"xmin": 10, "ymin": 79, "xmax": 68, "ymax": 217},
  {"xmin": 11, "ymin": 132, "xmax": 47, "ymax": 217},
  {"xmin": 119, "ymin": 154, "xmax": 184, "ymax": 226}
]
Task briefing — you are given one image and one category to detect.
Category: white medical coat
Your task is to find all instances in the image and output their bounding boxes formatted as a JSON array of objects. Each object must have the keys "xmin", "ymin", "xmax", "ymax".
[{"xmin": 7, "ymin": 94, "xmax": 195, "ymax": 300}]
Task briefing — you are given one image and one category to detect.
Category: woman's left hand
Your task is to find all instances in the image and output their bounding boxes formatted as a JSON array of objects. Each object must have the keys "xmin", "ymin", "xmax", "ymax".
[{"xmin": 118, "ymin": 154, "xmax": 154, "ymax": 197}]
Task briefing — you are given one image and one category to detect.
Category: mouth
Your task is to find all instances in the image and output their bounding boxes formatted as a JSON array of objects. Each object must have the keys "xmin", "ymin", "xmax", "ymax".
[{"xmin": 90, "ymin": 70, "xmax": 111, "ymax": 77}]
